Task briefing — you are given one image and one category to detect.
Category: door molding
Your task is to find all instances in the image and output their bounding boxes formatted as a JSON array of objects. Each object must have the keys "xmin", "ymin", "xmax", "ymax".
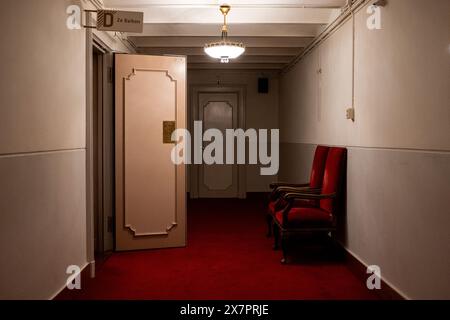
[
  {"xmin": 122, "ymin": 67, "xmax": 179, "ymax": 238},
  {"xmin": 189, "ymin": 85, "xmax": 246, "ymax": 199}
]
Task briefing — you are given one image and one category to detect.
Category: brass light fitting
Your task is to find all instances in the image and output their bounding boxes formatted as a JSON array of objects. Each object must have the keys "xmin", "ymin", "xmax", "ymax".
[{"xmin": 204, "ymin": 4, "xmax": 245, "ymax": 63}]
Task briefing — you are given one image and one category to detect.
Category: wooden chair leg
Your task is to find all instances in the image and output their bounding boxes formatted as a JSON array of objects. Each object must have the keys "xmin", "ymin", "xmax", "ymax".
[
  {"xmin": 273, "ymin": 224, "xmax": 280, "ymax": 250},
  {"xmin": 280, "ymin": 232, "xmax": 288, "ymax": 264},
  {"xmin": 266, "ymin": 214, "xmax": 273, "ymax": 237}
]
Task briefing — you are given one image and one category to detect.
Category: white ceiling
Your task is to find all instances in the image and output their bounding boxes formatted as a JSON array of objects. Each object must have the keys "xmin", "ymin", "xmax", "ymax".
[
  {"xmin": 104, "ymin": 0, "xmax": 346, "ymax": 8},
  {"xmin": 103, "ymin": 0, "xmax": 346, "ymax": 70}
]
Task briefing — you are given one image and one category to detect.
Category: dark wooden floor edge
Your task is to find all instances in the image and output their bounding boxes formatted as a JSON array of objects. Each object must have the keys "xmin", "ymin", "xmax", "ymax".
[{"xmin": 336, "ymin": 243, "xmax": 406, "ymax": 300}]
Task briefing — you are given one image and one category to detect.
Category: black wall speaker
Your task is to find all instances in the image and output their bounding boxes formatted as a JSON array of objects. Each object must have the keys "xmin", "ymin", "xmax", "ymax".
[{"xmin": 258, "ymin": 77, "xmax": 269, "ymax": 94}]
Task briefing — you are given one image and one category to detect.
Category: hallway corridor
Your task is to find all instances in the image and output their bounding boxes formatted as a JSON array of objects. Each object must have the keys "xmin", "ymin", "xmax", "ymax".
[{"xmin": 57, "ymin": 196, "xmax": 379, "ymax": 300}]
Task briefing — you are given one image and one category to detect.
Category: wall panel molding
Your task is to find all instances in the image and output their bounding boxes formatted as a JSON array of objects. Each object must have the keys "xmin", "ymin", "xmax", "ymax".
[{"xmin": 123, "ymin": 67, "xmax": 178, "ymax": 238}]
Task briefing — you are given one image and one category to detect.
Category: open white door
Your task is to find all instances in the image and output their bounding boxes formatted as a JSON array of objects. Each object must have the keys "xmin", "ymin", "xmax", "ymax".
[{"xmin": 115, "ymin": 54, "xmax": 186, "ymax": 251}]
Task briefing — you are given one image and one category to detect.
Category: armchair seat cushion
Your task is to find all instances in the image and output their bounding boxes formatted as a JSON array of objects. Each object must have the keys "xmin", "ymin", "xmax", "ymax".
[
  {"xmin": 275, "ymin": 207, "xmax": 333, "ymax": 228},
  {"xmin": 269, "ymin": 198, "xmax": 315, "ymax": 215}
]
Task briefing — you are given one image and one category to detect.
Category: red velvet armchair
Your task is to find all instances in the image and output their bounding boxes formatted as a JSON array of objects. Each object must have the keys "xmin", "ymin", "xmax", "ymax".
[
  {"xmin": 266, "ymin": 145, "xmax": 329, "ymax": 237},
  {"xmin": 272, "ymin": 147, "xmax": 347, "ymax": 264}
]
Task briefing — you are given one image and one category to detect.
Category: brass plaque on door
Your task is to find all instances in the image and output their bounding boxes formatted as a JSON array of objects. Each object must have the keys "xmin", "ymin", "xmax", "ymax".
[{"xmin": 163, "ymin": 121, "xmax": 176, "ymax": 144}]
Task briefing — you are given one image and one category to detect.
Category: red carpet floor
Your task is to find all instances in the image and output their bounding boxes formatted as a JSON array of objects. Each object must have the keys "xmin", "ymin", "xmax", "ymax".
[{"xmin": 57, "ymin": 195, "xmax": 380, "ymax": 300}]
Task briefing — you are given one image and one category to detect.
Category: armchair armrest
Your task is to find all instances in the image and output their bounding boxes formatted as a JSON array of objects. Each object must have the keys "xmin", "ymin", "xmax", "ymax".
[
  {"xmin": 282, "ymin": 192, "xmax": 336, "ymax": 201},
  {"xmin": 269, "ymin": 182, "xmax": 309, "ymax": 189},
  {"xmin": 275, "ymin": 186, "xmax": 320, "ymax": 194},
  {"xmin": 268, "ymin": 185, "xmax": 319, "ymax": 202}
]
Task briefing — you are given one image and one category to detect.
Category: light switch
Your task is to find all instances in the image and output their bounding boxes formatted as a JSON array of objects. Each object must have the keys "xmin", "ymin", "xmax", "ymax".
[{"xmin": 346, "ymin": 107, "xmax": 355, "ymax": 121}]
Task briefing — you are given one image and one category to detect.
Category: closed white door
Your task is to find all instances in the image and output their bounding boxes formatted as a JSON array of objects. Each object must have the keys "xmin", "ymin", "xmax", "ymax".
[
  {"xmin": 197, "ymin": 92, "xmax": 240, "ymax": 198},
  {"xmin": 115, "ymin": 54, "xmax": 186, "ymax": 251}
]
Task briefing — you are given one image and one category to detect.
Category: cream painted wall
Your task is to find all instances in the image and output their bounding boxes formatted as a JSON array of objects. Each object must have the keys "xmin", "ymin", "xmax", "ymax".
[
  {"xmin": 0, "ymin": 0, "xmax": 132, "ymax": 299},
  {"xmin": 0, "ymin": 151, "xmax": 87, "ymax": 299},
  {"xmin": 0, "ymin": 1, "xmax": 86, "ymax": 154},
  {"xmin": 281, "ymin": 0, "xmax": 450, "ymax": 150},
  {"xmin": 279, "ymin": 0, "xmax": 450, "ymax": 299},
  {"xmin": 0, "ymin": 0, "xmax": 87, "ymax": 299},
  {"xmin": 188, "ymin": 70, "xmax": 279, "ymax": 192}
]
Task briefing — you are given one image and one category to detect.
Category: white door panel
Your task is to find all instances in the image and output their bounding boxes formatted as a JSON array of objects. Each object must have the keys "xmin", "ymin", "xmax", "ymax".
[{"xmin": 115, "ymin": 54, "xmax": 186, "ymax": 251}]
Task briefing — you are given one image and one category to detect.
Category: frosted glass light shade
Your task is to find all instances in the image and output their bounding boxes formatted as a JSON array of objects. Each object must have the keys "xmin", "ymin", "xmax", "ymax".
[{"xmin": 204, "ymin": 42, "xmax": 245, "ymax": 62}]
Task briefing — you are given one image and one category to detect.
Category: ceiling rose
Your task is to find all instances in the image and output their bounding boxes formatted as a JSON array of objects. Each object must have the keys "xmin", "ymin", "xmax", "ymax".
[{"xmin": 204, "ymin": 5, "xmax": 245, "ymax": 63}]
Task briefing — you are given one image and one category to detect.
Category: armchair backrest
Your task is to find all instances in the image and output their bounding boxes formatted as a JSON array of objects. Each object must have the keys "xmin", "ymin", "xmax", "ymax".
[
  {"xmin": 309, "ymin": 145, "xmax": 330, "ymax": 189},
  {"xmin": 320, "ymin": 147, "xmax": 347, "ymax": 213}
]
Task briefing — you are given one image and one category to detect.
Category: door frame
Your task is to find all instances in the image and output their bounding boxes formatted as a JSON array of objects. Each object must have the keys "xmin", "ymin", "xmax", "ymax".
[
  {"xmin": 189, "ymin": 85, "xmax": 247, "ymax": 199},
  {"xmin": 92, "ymin": 45, "xmax": 104, "ymax": 255},
  {"xmin": 86, "ymin": 30, "xmax": 115, "ymax": 276}
]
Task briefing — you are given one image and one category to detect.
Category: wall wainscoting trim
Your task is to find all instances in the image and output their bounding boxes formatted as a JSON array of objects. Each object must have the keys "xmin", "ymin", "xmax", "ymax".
[{"xmin": 280, "ymin": 142, "xmax": 450, "ymax": 155}]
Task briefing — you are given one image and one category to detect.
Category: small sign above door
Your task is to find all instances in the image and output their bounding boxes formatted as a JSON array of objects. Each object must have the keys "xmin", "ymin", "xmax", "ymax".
[{"xmin": 97, "ymin": 10, "xmax": 144, "ymax": 33}]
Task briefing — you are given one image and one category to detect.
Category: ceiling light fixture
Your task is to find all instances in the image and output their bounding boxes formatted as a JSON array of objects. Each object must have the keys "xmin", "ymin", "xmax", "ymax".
[{"xmin": 204, "ymin": 5, "xmax": 245, "ymax": 63}]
